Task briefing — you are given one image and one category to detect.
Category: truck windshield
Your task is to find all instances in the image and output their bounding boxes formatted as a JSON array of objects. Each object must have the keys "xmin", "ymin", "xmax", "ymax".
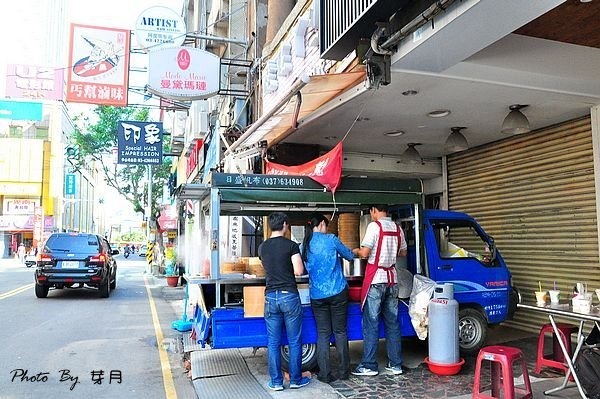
[{"xmin": 431, "ymin": 220, "xmax": 491, "ymax": 263}]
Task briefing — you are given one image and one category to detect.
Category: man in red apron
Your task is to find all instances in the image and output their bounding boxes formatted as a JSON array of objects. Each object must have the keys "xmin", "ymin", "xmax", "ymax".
[{"xmin": 351, "ymin": 204, "xmax": 407, "ymax": 376}]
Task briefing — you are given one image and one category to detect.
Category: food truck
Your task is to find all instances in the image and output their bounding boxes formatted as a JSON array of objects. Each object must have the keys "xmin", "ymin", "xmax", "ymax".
[{"xmin": 181, "ymin": 173, "xmax": 519, "ymax": 370}]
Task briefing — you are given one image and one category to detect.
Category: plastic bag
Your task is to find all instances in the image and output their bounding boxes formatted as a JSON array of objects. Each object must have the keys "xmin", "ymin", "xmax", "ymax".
[{"xmin": 408, "ymin": 274, "xmax": 436, "ymax": 340}]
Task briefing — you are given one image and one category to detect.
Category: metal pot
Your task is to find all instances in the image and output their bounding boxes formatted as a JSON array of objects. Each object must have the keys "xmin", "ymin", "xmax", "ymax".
[{"xmin": 343, "ymin": 258, "xmax": 367, "ymax": 277}]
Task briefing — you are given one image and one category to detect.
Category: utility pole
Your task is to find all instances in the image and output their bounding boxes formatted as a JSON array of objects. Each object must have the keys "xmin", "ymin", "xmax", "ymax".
[{"xmin": 146, "ymin": 165, "xmax": 152, "ymax": 242}]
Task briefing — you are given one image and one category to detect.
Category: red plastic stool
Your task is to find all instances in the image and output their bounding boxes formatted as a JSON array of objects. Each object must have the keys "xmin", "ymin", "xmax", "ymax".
[
  {"xmin": 534, "ymin": 323, "xmax": 577, "ymax": 374},
  {"xmin": 472, "ymin": 346, "xmax": 533, "ymax": 399}
]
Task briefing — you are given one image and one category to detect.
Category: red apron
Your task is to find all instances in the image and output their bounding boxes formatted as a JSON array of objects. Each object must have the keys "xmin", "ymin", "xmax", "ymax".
[{"xmin": 360, "ymin": 221, "xmax": 401, "ymax": 310}]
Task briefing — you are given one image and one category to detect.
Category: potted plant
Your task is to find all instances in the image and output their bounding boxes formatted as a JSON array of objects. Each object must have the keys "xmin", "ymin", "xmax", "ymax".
[{"xmin": 165, "ymin": 260, "xmax": 179, "ymax": 287}]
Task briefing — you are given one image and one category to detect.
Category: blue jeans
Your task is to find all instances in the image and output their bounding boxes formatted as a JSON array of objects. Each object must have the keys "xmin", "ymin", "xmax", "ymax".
[
  {"xmin": 264, "ymin": 290, "xmax": 303, "ymax": 385},
  {"xmin": 360, "ymin": 283, "xmax": 402, "ymax": 371}
]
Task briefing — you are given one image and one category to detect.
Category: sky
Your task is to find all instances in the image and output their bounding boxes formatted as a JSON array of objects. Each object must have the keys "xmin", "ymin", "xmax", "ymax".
[
  {"xmin": 0, "ymin": 0, "xmax": 185, "ymax": 101},
  {"xmin": 0, "ymin": 0, "xmax": 184, "ymax": 225}
]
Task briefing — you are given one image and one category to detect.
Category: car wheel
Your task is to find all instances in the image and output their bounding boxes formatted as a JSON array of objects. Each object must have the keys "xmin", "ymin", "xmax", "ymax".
[
  {"xmin": 110, "ymin": 273, "xmax": 116, "ymax": 290},
  {"xmin": 458, "ymin": 308, "xmax": 488, "ymax": 355},
  {"xmin": 280, "ymin": 343, "xmax": 318, "ymax": 372},
  {"xmin": 99, "ymin": 277, "xmax": 110, "ymax": 298},
  {"xmin": 35, "ymin": 283, "xmax": 49, "ymax": 298}
]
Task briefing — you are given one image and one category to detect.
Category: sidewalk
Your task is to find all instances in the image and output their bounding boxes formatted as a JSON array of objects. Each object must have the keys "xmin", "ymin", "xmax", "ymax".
[{"xmin": 158, "ymin": 281, "xmax": 576, "ymax": 399}]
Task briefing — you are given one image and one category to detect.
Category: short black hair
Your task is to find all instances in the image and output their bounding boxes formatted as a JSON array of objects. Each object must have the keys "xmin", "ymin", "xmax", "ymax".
[
  {"xmin": 370, "ymin": 204, "xmax": 389, "ymax": 213},
  {"xmin": 268, "ymin": 212, "xmax": 289, "ymax": 231}
]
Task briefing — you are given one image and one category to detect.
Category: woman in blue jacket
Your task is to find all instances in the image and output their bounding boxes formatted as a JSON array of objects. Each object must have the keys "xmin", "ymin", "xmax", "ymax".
[{"xmin": 302, "ymin": 213, "xmax": 355, "ymax": 382}]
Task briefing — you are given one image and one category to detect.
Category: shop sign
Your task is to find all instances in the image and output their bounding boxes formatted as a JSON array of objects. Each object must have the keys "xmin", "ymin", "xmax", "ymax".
[
  {"xmin": 3, "ymin": 198, "xmax": 40, "ymax": 215},
  {"xmin": 0, "ymin": 100, "xmax": 43, "ymax": 121},
  {"xmin": 117, "ymin": 121, "xmax": 163, "ymax": 165},
  {"xmin": 147, "ymin": 47, "xmax": 220, "ymax": 100},
  {"xmin": 65, "ymin": 173, "xmax": 76, "ymax": 195},
  {"xmin": 66, "ymin": 24, "xmax": 130, "ymax": 106},
  {"xmin": 135, "ymin": 6, "xmax": 186, "ymax": 51},
  {"xmin": 5, "ymin": 64, "xmax": 64, "ymax": 101},
  {"xmin": 186, "ymin": 139, "xmax": 204, "ymax": 179}
]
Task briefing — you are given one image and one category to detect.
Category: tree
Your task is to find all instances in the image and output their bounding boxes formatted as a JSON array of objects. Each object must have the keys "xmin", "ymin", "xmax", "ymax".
[{"xmin": 69, "ymin": 105, "xmax": 172, "ymax": 228}]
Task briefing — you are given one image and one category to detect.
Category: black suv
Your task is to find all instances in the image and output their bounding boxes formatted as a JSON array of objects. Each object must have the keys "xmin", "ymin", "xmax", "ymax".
[{"xmin": 34, "ymin": 233, "xmax": 118, "ymax": 298}]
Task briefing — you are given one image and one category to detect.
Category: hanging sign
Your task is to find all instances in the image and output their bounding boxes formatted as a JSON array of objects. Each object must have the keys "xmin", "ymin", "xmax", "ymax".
[
  {"xmin": 117, "ymin": 121, "xmax": 163, "ymax": 165},
  {"xmin": 147, "ymin": 47, "xmax": 220, "ymax": 100},
  {"xmin": 135, "ymin": 6, "xmax": 186, "ymax": 51}
]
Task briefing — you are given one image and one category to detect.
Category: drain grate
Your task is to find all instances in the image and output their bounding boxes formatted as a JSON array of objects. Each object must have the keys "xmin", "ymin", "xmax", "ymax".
[
  {"xmin": 191, "ymin": 349, "xmax": 270, "ymax": 398},
  {"xmin": 183, "ymin": 332, "xmax": 204, "ymax": 353}
]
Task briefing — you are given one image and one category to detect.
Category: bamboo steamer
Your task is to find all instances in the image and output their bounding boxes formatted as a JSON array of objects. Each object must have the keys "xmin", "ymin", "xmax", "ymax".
[
  {"xmin": 338, "ymin": 213, "xmax": 360, "ymax": 249},
  {"xmin": 247, "ymin": 257, "xmax": 266, "ymax": 277}
]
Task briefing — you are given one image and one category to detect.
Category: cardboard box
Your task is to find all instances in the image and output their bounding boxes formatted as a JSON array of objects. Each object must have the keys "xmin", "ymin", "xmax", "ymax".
[
  {"xmin": 243, "ymin": 286, "xmax": 265, "ymax": 317},
  {"xmin": 243, "ymin": 284, "xmax": 310, "ymax": 318}
]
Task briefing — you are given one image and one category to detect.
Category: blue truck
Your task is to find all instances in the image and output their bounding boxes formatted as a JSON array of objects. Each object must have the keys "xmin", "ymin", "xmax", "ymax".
[{"xmin": 182, "ymin": 173, "xmax": 519, "ymax": 370}]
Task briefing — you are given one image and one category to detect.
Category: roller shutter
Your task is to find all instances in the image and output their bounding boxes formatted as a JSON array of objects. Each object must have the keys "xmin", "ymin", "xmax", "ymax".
[{"xmin": 447, "ymin": 117, "xmax": 599, "ymax": 332}]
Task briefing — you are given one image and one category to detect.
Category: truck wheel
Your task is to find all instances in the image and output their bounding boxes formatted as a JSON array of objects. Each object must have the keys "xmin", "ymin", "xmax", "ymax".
[
  {"xmin": 458, "ymin": 308, "xmax": 487, "ymax": 355},
  {"xmin": 280, "ymin": 343, "xmax": 318, "ymax": 372},
  {"xmin": 35, "ymin": 284, "xmax": 49, "ymax": 298}
]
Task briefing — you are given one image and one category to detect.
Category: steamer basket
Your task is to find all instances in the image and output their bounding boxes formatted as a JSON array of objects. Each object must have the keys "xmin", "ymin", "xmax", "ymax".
[{"xmin": 338, "ymin": 213, "xmax": 360, "ymax": 249}]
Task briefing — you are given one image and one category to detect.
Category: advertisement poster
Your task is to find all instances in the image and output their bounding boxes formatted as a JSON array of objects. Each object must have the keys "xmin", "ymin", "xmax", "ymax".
[{"xmin": 66, "ymin": 24, "xmax": 130, "ymax": 106}]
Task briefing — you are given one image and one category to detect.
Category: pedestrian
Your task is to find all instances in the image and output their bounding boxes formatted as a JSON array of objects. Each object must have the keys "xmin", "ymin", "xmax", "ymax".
[
  {"xmin": 17, "ymin": 243, "xmax": 26, "ymax": 264},
  {"xmin": 352, "ymin": 204, "xmax": 407, "ymax": 376},
  {"xmin": 301, "ymin": 213, "xmax": 354, "ymax": 382},
  {"xmin": 258, "ymin": 212, "xmax": 311, "ymax": 391}
]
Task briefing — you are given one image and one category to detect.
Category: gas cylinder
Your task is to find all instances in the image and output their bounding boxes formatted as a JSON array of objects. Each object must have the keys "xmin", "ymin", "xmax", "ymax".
[{"xmin": 428, "ymin": 283, "xmax": 459, "ymax": 364}]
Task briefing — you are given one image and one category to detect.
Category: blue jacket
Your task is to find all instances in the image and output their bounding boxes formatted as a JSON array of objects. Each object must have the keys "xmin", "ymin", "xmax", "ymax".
[{"xmin": 304, "ymin": 232, "xmax": 354, "ymax": 300}]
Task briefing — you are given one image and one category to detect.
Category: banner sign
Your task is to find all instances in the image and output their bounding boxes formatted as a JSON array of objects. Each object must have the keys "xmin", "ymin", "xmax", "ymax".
[
  {"xmin": 265, "ymin": 142, "xmax": 343, "ymax": 192},
  {"xmin": 0, "ymin": 215, "xmax": 54, "ymax": 231},
  {"xmin": 117, "ymin": 121, "xmax": 163, "ymax": 165},
  {"xmin": 66, "ymin": 24, "xmax": 130, "ymax": 106},
  {"xmin": 5, "ymin": 64, "xmax": 64, "ymax": 101},
  {"xmin": 0, "ymin": 100, "xmax": 43, "ymax": 121},
  {"xmin": 147, "ymin": 47, "xmax": 220, "ymax": 100}
]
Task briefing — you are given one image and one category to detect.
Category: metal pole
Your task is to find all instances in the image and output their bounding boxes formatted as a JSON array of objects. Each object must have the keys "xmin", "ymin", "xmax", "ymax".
[{"xmin": 147, "ymin": 165, "xmax": 153, "ymax": 242}]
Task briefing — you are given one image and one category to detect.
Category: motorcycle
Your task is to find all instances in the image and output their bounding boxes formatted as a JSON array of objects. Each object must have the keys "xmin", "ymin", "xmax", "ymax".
[{"xmin": 124, "ymin": 247, "xmax": 130, "ymax": 258}]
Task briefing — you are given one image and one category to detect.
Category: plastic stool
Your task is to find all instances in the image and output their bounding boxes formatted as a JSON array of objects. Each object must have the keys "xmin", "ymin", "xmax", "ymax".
[
  {"xmin": 534, "ymin": 323, "xmax": 577, "ymax": 374},
  {"xmin": 472, "ymin": 345, "xmax": 533, "ymax": 399}
]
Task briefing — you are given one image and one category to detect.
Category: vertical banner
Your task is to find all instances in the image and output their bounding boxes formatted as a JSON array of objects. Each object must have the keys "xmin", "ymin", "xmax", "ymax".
[
  {"xmin": 33, "ymin": 206, "xmax": 43, "ymax": 248},
  {"xmin": 117, "ymin": 121, "xmax": 163, "ymax": 165},
  {"xmin": 229, "ymin": 216, "xmax": 242, "ymax": 259},
  {"xmin": 65, "ymin": 173, "xmax": 76, "ymax": 195},
  {"xmin": 66, "ymin": 24, "xmax": 130, "ymax": 106}
]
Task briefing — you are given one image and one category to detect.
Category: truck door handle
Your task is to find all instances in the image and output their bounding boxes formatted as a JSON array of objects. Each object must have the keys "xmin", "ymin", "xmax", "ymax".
[{"xmin": 439, "ymin": 265, "xmax": 453, "ymax": 271}]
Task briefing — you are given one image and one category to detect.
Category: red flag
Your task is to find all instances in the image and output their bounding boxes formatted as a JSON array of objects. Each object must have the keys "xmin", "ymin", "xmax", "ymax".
[{"xmin": 265, "ymin": 142, "xmax": 343, "ymax": 192}]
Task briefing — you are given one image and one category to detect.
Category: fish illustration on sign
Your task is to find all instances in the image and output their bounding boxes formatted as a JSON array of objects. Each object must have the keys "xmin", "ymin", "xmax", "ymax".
[{"xmin": 72, "ymin": 36, "xmax": 121, "ymax": 77}]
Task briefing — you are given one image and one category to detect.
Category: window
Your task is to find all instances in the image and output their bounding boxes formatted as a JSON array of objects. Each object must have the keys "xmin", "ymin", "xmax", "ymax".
[
  {"xmin": 45, "ymin": 234, "xmax": 101, "ymax": 253},
  {"xmin": 432, "ymin": 220, "xmax": 490, "ymax": 263}
]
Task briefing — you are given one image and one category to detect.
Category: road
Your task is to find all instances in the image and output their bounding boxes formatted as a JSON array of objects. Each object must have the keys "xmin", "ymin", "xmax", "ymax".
[{"xmin": 0, "ymin": 255, "xmax": 196, "ymax": 399}]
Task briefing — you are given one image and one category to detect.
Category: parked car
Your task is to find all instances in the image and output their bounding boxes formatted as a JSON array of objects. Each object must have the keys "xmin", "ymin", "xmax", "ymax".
[
  {"xmin": 25, "ymin": 254, "xmax": 37, "ymax": 268},
  {"xmin": 34, "ymin": 233, "xmax": 118, "ymax": 298},
  {"xmin": 139, "ymin": 244, "xmax": 148, "ymax": 256},
  {"xmin": 110, "ymin": 243, "xmax": 120, "ymax": 254}
]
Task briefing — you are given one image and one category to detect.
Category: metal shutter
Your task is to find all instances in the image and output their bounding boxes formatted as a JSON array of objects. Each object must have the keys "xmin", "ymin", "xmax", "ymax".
[{"xmin": 447, "ymin": 117, "xmax": 599, "ymax": 332}]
